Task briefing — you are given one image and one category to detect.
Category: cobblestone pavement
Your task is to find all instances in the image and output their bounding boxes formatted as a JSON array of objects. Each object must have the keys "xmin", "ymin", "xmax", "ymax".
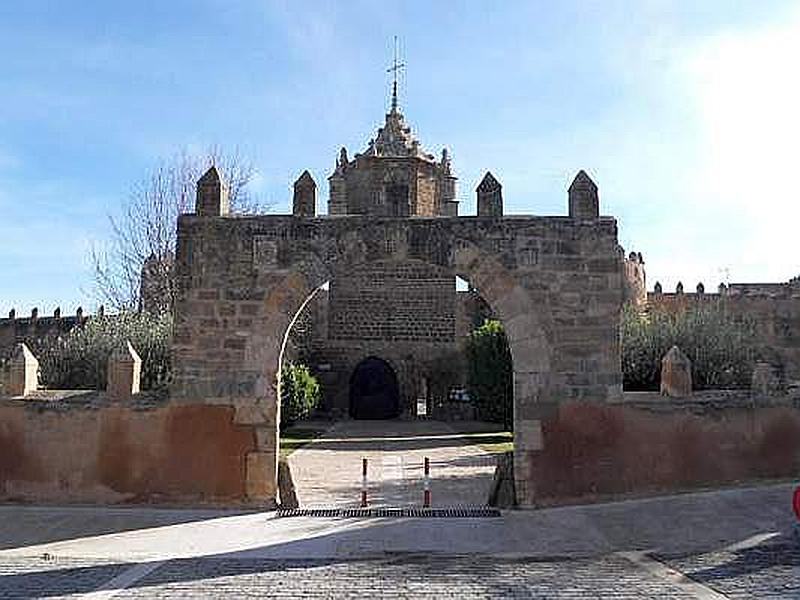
[
  {"xmin": 287, "ymin": 420, "xmax": 498, "ymax": 508},
  {"xmin": 1, "ymin": 533, "xmax": 798, "ymax": 599},
  {"xmin": 657, "ymin": 532, "xmax": 800, "ymax": 599},
  {"xmin": 1, "ymin": 484, "xmax": 797, "ymax": 598},
  {"xmin": 0, "ymin": 554, "xmax": 699, "ymax": 599}
]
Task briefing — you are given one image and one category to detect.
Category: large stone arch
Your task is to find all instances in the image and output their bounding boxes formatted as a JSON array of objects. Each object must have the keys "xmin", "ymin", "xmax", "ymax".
[
  {"xmin": 236, "ymin": 236, "xmax": 553, "ymax": 506},
  {"xmin": 451, "ymin": 239, "xmax": 553, "ymax": 506},
  {"xmin": 172, "ymin": 214, "xmax": 623, "ymax": 507}
]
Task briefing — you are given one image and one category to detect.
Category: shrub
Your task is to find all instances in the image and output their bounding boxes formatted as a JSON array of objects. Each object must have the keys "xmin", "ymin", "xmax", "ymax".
[
  {"xmin": 33, "ymin": 311, "xmax": 173, "ymax": 391},
  {"xmin": 466, "ymin": 319, "xmax": 513, "ymax": 428},
  {"xmin": 621, "ymin": 302, "xmax": 761, "ymax": 390},
  {"xmin": 279, "ymin": 363, "xmax": 321, "ymax": 428}
]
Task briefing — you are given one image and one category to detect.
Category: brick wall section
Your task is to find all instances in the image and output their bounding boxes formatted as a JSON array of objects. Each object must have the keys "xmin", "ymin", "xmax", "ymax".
[
  {"xmin": 329, "ymin": 260, "xmax": 455, "ymax": 342},
  {"xmin": 287, "ymin": 286, "xmax": 489, "ymax": 415}
]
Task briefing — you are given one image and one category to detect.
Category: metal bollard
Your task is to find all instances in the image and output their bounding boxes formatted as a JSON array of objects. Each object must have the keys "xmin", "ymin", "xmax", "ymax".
[
  {"xmin": 423, "ymin": 456, "xmax": 431, "ymax": 508},
  {"xmin": 361, "ymin": 458, "xmax": 368, "ymax": 508}
]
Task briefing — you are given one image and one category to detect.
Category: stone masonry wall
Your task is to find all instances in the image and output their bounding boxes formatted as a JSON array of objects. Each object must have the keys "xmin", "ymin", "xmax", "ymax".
[
  {"xmin": 287, "ymin": 285, "xmax": 491, "ymax": 416},
  {"xmin": 330, "ymin": 155, "xmax": 448, "ymax": 217},
  {"xmin": 171, "ymin": 212, "xmax": 624, "ymax": 506},
  {"xmin": 328, "ymin": 260, "xmax": 455, "ymax": 343}
]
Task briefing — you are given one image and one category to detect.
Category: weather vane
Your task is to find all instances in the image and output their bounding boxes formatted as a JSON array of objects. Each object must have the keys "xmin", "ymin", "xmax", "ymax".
[{"xmin": 387, "ymin": 36, "xmax": 405, "ymax": 112}]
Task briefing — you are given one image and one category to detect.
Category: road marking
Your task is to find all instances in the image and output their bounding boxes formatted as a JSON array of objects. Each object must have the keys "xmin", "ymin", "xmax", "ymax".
[
  {"xmin": 617, "ymin": 551, "xmax": 729, "ymax": 600},
  {"xmin": 724, "ymin": 531, "xmax": 779, "ymax": 552},
  {"xmin": 80, "ymin": 560, "xmax": 165, "ymax": 599}
]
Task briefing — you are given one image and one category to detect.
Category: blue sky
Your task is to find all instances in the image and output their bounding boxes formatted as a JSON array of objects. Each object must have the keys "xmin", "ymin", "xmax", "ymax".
[{"xmin": 1, "ymin": 1, "xmax": 798, "ymax": 315}]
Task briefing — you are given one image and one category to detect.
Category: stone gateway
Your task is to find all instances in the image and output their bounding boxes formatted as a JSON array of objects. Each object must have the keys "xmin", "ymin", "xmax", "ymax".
[{"xmin": 170, "ymin": 101, "xmax": 624, "ymax": 506}]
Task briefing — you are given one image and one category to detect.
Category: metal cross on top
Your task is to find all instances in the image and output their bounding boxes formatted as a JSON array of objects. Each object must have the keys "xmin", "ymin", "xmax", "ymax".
[{"xmin": 387, "ymin": 36, "xmax": 405, "ymax": 113}]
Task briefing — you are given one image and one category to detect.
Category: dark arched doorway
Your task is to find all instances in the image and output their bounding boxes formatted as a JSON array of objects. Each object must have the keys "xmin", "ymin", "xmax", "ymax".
[{"xmin": 349, "ymin": 357, "xmax": 400, "ymax": 419}]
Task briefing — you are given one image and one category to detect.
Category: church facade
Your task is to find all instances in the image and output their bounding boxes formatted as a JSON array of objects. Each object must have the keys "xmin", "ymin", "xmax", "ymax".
[{"xmin": 288, "ymin": 102, "xmax": 480, "ymax": 419}]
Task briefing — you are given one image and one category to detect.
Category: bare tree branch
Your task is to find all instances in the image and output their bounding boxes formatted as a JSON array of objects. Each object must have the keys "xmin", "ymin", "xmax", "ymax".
[{"xmin": 92, "ymin": 148, "xmax": 268, "ymax": 312}]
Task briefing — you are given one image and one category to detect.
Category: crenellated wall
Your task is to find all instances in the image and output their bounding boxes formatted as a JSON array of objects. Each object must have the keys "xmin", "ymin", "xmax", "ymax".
[
  {"xmin": 171, "ymin": 192, "xmax": 625, "ymax": 506},
  {"xmin": 645, "ymin": 278, "xmax": 800, "ymax": 379},
  {"xmin": 0, "ymin": 307, "xmax": 92, "ymax": 362}
]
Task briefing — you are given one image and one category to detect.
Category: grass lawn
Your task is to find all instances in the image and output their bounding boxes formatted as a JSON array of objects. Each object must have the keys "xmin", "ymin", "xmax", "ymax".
[
  {"xmin": 279, "ymin": 426, "xmax": 328, "ymax": 459},
  {"xmin": 451, "ymin": 429, "xmax": 514, "ymax": 454}
]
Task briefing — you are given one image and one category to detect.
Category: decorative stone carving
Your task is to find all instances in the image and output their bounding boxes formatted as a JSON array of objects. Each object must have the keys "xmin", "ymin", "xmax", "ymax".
[
  {"xmin": 660, "ymin": 345, "xmax": 692, "ymax": 398},
  {"xmin": 253, "ymin": 236, "xmax": 278, "ymax": 269},
  {"xmin": 337, "ymin": 147, "xmax": 348, "ymax": 169}
]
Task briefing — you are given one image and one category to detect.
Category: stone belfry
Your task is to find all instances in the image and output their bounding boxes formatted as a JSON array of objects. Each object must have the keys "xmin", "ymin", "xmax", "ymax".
[
  {"xmin": 313, "ymin": 49, "xmax": 462, "ymax": 419},
  {"xmin": 328, "ymin": 52, "xmax": 458, "ymax": 217}
]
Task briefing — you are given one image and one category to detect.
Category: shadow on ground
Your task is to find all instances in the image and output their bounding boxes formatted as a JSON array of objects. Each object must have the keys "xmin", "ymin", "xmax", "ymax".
[
  {"xmin": 301, "ymin": 433, "xmax": 510, "ymax": 453},
  {"xmin": 1, "ymin": 525, "xmax": 798, "ymax": 599},
  {"xmin": 0, "ymin": 506, "xmax": 256, "ymax": 551}
]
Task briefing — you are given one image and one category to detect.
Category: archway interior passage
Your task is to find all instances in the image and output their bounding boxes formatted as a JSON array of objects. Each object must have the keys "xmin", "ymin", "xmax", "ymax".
[{"xmin": 349, "ymin": 356, "xmax": 400, "ymax": 420}]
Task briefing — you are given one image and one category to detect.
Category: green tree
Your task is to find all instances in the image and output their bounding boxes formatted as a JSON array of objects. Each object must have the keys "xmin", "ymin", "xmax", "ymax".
[
  {"xmin": 33, "ymin": 311, "xmax": 173, "ymax": 391},
  {"xmin": 466, "ymin": 319, "xmax": 513, "ymax": 429},
  {"xmin": 279, "ymin": 363, "xmax": 322, "ymax": 429},
  {"xmin": 621, "ymin": 302, "xmax": 761, "ymax": 390}
]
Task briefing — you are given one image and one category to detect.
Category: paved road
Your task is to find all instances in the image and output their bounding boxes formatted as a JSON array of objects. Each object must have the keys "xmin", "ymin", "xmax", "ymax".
[
  {"xmin": 287, "ymin": 420, "xmax": 498, "ymax": 507},
  {"xmin": 0, "ymin": 537, "xmax": 798, "ymax": 598},
  {"xmin": 0, "ymin": 483, "xmax": 798, "ymax": 598}
]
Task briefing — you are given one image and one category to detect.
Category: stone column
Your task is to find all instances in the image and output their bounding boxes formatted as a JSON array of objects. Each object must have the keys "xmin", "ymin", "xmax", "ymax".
[
  {"xmin": 107, "ymin": 341, "xmax": 142, "ymax": 400},
  {"xmin": 8, "ymin": 342, "xmax": 39, "ymax": 396}
]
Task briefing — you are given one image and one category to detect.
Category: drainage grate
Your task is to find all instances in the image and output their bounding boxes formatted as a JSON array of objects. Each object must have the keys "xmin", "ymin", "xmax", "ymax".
[{"xmin": 275, "ymin": 506, "xmax": 502, "ymax": 519}]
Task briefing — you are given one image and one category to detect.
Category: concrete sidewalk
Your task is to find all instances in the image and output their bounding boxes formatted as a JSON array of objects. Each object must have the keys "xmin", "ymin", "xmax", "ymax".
[{"xmin": 0, "ymin": 482, "xmax": 795, "ymax": 562}]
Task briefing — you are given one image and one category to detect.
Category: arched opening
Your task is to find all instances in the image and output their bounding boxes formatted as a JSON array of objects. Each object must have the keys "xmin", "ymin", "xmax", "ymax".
[
  {"xmin": 257, "ymin": 237, "xmax": 552, "ymax": 508},
  {"xmin": 348, "ymin": 356, "xmax": 400, "ymax": 420},
  {"xmin": 452, "ymin": 273, "xmax": 515, "ymax": 447}
]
